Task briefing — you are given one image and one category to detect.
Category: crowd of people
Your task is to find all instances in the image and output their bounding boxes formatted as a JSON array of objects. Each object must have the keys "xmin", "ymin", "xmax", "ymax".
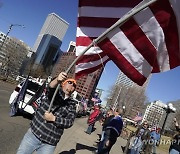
[
  {"xmin": 15, "ymin": 71, "xmax": 180, "ymax": 154},
  {"xmin": 84, "ymin": 107, "xmax": 160, "ymax": 154},
  {"xmin": 84, "ymin": 104, "xmax": 180, "ymax": 154}
]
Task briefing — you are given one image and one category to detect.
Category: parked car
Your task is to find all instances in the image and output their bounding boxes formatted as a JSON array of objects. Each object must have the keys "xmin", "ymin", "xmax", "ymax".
[{"xmin": 9, "ymin": 78, "xmax": 45, "ymax": 117}]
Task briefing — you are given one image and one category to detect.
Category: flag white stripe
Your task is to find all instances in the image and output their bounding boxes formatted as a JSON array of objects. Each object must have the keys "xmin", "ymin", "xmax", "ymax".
[
  {"xmin": 134, "ymin": 7, "xmax": 170, "ymax": 71},
  {"xmin": 76, "ymin": 27, "xmax": 107, "ymax": 37},
  {"xmin": 80, "ymin": 6, "xmax": 132, "ymax": 18},
  {"xmin": 76, "ymin": 46, "xmax": 103, "ymax": 56},
  {"xmin": 108, "ymin": 27, "xmax": 152, "ymax": 78},
  {"xmin": 75, "ymin": 55, "xmax": 109, "ymax": 73}
]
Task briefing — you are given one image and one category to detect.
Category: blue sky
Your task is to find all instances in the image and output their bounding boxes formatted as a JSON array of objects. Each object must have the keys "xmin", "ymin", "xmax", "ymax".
[{"xmin": 0, "ymin": 0, "xmax": 180, "ymax": 104}]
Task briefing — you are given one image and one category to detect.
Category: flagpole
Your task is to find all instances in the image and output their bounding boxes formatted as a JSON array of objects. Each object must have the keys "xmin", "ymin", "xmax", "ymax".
[{"xmin": 48, "ymin": 0, "xmax": 158, "ymax": 112}]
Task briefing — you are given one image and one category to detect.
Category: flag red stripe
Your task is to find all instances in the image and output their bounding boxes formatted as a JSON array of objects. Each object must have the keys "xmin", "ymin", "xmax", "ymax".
[
  {"xmin": 98, "ymin": 38, "xmax": 147, "ymax": 85},
  {"xmin": 120, "ymin": 18, "xmax": 160, "ymax": 72},
  {"xmin": 79, "ymin": 0, "xmax": 142, "ymax": 8},
  {"xmin": 78, "ymin": 17, "xmax": 119, "ymax": 28},
  {"xmin": 150, "ymin": 0, "xmax": 180, "ymax": 69},
  {"xmin": 151, "ymin": 58, "xmax": 161, "ymax": 73},
  {"xmin": 75, "ymin": 59, "xmax": 109, "ymax": 80},
  {"xmin": 76, "ymin": 36, "xmax": 96, "ymax": 46},
  {"xmin": 76, "ymin": 52, "xmax": 108, "ymax": 64}
]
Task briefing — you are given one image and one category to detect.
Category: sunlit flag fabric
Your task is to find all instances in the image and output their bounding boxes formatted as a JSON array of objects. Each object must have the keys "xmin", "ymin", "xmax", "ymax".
[
  {"xmin": 75, "ymin": 0, "xmax": 142, "ymax": 79},
  {"xmin": 75, "ymin": 0, "xmax": 180, "ymax": 86}
]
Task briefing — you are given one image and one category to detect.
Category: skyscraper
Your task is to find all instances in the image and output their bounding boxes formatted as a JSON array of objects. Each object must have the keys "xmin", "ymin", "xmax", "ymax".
[
  {"xmin": 33, "ymin": 13, "xmax": 69, "ymax": 73},
  {"xmin": 115, "ymin": 71, "xmax": 134, "ymax": 88}
]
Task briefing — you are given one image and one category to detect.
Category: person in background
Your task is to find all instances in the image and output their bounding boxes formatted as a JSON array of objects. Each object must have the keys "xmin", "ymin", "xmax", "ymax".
[
  {"xmin": 100, "ymin": 109, "xmax": 115, "ymax": 141},
  {"xmin": 169, "ymin": 118, "xmax": 180, "ymax": 154},
  {"xmin": 130, "ymin": 121, "xmax": 150, "ymax": 154},
  {"xmin": 16, "ymin": 72, "xmax": 77, "ymax": 154},
  {"xmin": 96, "ymin": 108, "xmax": 123, "ymax": 154},
  {"xmin": 85, "ymin": 105, "xmax": 101, "ymax": 134},
  {"xmin": 150, "ymin": 126, "xmax": 161, "ymax": 154}
]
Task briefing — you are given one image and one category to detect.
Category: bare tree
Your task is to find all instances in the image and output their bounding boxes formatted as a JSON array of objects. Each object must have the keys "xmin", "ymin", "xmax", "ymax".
[
  {"xmin": 106, "ymin": 82, "xmax": 148, "ymax": 118},
  {"xmin": 1, "ymin": 40, "xmax": 20, "ymax": 80},
  {"xmin": 1, "ymin": 38, "xmax": 29, "ymax": 80},
  {"xmin": 30, "ymin": 64, "xmax": 47, "ymax": 78}
]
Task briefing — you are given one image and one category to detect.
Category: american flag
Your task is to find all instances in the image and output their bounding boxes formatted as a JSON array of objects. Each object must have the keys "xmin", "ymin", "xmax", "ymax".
[
  {"xmin": 75, "ymin": 0, "xmax": 142, "ymax": 79},
  {"xmin": 133, "ymin": 112, "xmax": 143, "ymax": 122},
  {"xmin": 75, "ymin": 0, "xmax": 180, "ymax": 86}
]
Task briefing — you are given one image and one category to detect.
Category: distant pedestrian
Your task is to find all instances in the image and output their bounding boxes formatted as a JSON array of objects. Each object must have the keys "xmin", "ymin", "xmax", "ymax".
[
  {"xmin": 169, "ymin": 118, "xmax": 180, "ymax": 154},
  {"xmin": 130, "ymin": 121, "xmax": 150, "ymax": 154},
  {"xmin": 96, "ymin": 108, "xmax": 123, "ymax": 154},
  {"xmin": 94, "ymin": 108, "xmax": 115, "ymax": 147},
  {"xmin": 85, "ymin": 105, "xmax": 100, "ymax": 134},
  {"xmin": 16, "ymin": 72, "xmax": 77, "ymax": 154},
  {"xmin": 150, "ymin": 126, "xmax": 161, "ymax": 154},
  {"xmin": 99, "ymin": 109, "xmax": 115, "ymax": 142}
]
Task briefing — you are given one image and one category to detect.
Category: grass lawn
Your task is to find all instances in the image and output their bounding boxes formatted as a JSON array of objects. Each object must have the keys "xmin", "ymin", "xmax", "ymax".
[{"xmin": 157, "ymin": 135, "xmax": 171, "ymax": 152}]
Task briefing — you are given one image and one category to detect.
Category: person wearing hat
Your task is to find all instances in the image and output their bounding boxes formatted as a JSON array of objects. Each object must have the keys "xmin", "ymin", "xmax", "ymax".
[{"xmin": 16, "ymin": 72, "xmax": 77, "ymax": 154}]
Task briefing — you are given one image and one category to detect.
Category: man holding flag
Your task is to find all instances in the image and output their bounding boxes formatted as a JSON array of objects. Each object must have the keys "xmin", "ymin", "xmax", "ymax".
[{"xmin": 16, "ymin": 72, "xmax": 77, "ymax": 154}]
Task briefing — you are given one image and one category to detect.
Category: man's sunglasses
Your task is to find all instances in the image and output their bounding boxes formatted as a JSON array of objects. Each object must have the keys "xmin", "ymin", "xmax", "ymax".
[{"xmin": 67, "ymin": 81, "xmax": 76, "ymax": 87}]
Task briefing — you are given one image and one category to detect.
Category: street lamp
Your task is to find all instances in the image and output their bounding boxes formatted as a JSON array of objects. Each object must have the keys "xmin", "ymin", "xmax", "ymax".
[
  {"xmin": 0, "ymin": 24, "xmax": 25, "ymax": 51},
  {"xmin": 161, "ymin": 103, "xmax": 176, "ymax": 135},
  {"xmin": 122, "ymin": 105, "xmax": 126, "ymax": 117}
]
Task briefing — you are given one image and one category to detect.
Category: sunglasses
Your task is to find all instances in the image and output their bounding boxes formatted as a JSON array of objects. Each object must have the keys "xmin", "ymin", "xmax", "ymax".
[{"xmin": 67, "ymin": 81, "xmax": 76, "ymax": 87}]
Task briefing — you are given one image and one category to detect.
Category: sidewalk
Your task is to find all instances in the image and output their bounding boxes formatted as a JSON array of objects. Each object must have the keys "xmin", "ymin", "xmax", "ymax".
[
  {"xmin": 54, "ymin": 117, "xmax": 168, "ymax": 154},
  {"xmin": 54, "ymin": 117, "xmax": 127, "ymax": 154}
]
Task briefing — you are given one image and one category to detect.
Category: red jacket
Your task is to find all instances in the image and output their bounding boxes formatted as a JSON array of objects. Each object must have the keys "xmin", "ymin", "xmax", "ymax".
[{"xmin": 88, "ymin": 108, "xmax": 100, "ymax": 125}]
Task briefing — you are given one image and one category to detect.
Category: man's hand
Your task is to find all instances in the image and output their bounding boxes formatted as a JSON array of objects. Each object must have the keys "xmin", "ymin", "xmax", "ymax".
[
  {"xmin": 49, "ymin": 72, "xmax": 67, "ymax": 88},
  {"xmin": 44, "ymin": 111, "xmax": 56, "ymax": 122},
  {"xmin": 57, "ymin": 72, "xmax": 67, "ymax": 83}
]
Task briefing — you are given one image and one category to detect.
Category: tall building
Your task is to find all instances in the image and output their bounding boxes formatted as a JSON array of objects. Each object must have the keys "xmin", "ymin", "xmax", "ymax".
[
  {"xmin": 33, "ymin": 13, "xmax": 69, "ymax": 73},
  {"xmin": 142, "ymin": 100, "xmax": 166, "ymax": 127},
  {"xmin": 115, "ymin": 71, "xmax": 150, "ymax": 89},
  {"xmin": 52, "ymin": 51, "xmax": 76, "ymax": 78},
  {"xmin": 52, "ymin": 41, "xmax": 104, "ymax": 100},
  {"xmin": 76, "ymin": 69, "xmax": 103, "ymax": 100},
  {"xmin": 115, "ymin": 71, "xmax": 134, "ymax": 88}
]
